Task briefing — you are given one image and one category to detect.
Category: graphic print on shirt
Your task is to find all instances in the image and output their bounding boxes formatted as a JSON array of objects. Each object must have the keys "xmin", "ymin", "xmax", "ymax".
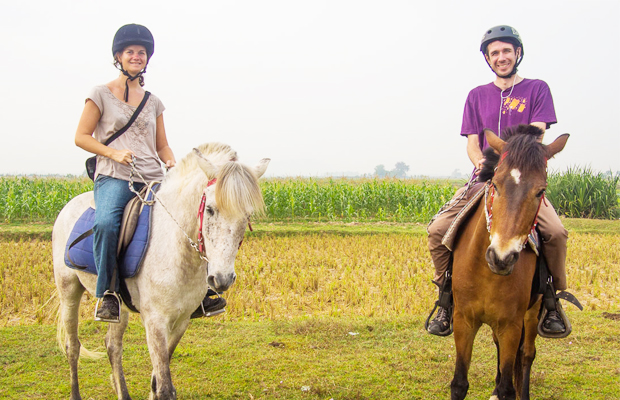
[{"xmin": 502, "ymin": 96, "xmax": 527, "ymax": 115}]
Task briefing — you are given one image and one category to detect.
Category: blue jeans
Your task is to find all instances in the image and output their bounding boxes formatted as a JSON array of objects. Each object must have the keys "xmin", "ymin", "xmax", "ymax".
[{"xmin": 93, "ymin": 175, "xmax": 144, "ymax": 297}]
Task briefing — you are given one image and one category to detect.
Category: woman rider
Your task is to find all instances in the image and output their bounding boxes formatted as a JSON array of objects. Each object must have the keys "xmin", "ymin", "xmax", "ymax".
[{"xmin": 75, "ymin": 23, "xmax": 225, "ymax": 322}]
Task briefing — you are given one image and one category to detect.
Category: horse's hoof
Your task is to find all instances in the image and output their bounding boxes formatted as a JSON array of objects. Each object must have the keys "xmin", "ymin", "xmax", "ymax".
[{"xmin": 489, "ymin": 396, "xmax": 499, "ymax": 400}]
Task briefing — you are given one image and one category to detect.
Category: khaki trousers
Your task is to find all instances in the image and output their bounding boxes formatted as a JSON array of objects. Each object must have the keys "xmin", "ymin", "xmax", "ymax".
[{"xmin": 427, "ymin": 183, "xmax": 568, "ymax": 290}]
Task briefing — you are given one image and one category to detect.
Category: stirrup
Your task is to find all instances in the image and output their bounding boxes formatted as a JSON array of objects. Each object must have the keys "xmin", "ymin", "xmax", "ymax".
[
  {"xmin": 94, "ymin": 291, "xmax": 122, "ymax": 323},
  {"xmin": 197, "ymin": 300, "xmax": 226, "ymax": 318},
  {"xmin": 425, "ymin": 271, "xmax": 453, "ymax": 336},
  {"xmin": 538, "ymin": 300, "xmax": 571, "ymax": 339},
  {"xmin": 195, "ymin": 290, "xmax": 226, "ymax": 318},
  {"xmin": 425, "ymin": 303, "xmax": 453, "ymax": 336},
  {"xmin": 537, "ymin": 277, "xmax": 583, "ymax": 339}
]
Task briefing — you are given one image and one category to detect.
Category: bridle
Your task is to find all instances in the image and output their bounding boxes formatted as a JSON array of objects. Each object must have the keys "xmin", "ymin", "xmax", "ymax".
[
  {"xmin": 196, "ymin": 178, "xmax": 252, "ymax": 255},
  {"xmin": 483, "ymin": 152, "xmax": 547, "ymax": 245},
  {"xmin": 129, "ymin": 158, "xmax": 251, "ymax": 264}
]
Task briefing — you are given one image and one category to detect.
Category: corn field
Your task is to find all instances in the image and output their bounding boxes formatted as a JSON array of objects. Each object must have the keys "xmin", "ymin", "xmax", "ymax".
[
  {"xmin": 261, "ymin": 178, "xmax": 457, "ymax": 222},
  {"xmin": 546, "ymin": 167, "xmax": 620, "ymax": 219},
  {"xmin": 0, "ymin": 176, "xmax": 93, "ymax": 223},
  {"xmin": 0, "ymin": 170, "xmax": 618, "ymax": 223}
]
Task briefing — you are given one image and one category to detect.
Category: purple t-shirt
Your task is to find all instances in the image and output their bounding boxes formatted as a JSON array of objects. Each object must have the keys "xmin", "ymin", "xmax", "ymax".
[{"xmin": 460, "ymin": 78, "xmax": 557, "ymax": 151}]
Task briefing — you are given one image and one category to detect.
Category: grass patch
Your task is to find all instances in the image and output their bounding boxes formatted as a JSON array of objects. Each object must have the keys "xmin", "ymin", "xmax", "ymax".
[
  {"xmin": 0, "ymin": 313, "xmax": 618, "ymax": 399},
  {"xmin": 1, "ymin": 221, "xmax": 619, "ymax": 398}
]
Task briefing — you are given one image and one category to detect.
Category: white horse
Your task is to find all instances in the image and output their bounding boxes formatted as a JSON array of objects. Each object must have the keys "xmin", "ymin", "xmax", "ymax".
[{"xmin": 53, "ymin": 143, "xmax": 269, "ymax": 400}]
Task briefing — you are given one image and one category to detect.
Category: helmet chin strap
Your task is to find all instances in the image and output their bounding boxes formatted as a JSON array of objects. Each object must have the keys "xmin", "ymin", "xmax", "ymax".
[
  {"xmin": 496, "ymin": 68, "xmax": 518, "ymax": 79},
  {"xmin": 120, "ymin": 69, "xmax": 144, "ymax": 102},
  {"xmin": 116, "ymin": 57, "xmax": 148, "ymax": 102}
]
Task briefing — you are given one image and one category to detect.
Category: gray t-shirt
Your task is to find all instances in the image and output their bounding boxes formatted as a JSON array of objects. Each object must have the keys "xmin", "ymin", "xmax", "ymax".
[{"xmin": 88, "ymin": 85, "xmax": 166, "ymax": 181}]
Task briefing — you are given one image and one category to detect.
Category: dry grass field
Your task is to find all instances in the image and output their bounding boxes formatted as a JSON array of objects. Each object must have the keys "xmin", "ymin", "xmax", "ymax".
[
  {"xmin": 1, "ymin": 220, "xmax": 619, "ymax": 326},
  {"xmin": 1, "ymin": 220, "xmax": 619, "ymax": 399}
]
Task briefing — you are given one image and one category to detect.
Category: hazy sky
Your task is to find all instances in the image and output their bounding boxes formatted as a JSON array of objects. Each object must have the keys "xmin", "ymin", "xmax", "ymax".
[{"xmin": 1, "ymin": 0, "xmax": 618, "ymax": 177}]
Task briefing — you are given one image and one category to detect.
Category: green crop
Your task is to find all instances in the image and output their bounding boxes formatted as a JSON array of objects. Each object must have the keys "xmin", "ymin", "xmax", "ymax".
[
  {"xmin": 1, "ymin": 167, "xmax": 617, "ymax": 223},
  {"xmin": 546, "ymin": 167, "xmax": 619, "ymax": 219}
]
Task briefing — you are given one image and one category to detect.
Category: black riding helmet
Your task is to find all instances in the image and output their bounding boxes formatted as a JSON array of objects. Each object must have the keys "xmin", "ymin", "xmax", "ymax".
[
  {"xmin": 480, "ymin": 25, "xmax": 523, "ymax": 78},
  {"xmin": 112, "ymin": 24, "xmax": 154, "ymax": 102},
  {"xmin": 112, "ymin": 23, "xmax": 154, "ymax": 59}
]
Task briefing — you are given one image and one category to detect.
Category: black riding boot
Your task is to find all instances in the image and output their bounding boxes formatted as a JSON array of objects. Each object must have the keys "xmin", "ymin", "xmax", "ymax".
[
  {"xmin": 428, "ymin": 306, "xmax": 452, "ymax": 336},
  {"xmin": 191, "ymin": 289, "xmax": 227, "ymax": 319},
  {"xmin": 426, "ymin": 272, "xmax": 453, "ymax": 336}
]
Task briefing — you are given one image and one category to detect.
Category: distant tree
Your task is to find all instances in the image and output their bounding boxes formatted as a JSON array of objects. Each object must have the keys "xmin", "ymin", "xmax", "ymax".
[
  {"xmin": 374, "ymin": 164, "xmax": 388, "ymax": 178},
  {"xmin": 450, "ymin": 169, "xmax": 465, "ymax": 179},
  {"xmin": 393, "ymin": 162, "xmax": 410, "ymax": 178}
]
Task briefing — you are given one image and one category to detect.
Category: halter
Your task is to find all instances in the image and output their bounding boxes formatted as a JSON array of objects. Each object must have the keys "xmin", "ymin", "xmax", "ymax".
[
  {"xmin": 197, "ymin": 179, "xmax": 216, "ymax": 254},
  {"xmin": 196, "ymin": 178, "xmax": 252, "ymax": 255},
  {"xmin": 483, "ymin": 152, "xmax": 548, "ymax": 244}
]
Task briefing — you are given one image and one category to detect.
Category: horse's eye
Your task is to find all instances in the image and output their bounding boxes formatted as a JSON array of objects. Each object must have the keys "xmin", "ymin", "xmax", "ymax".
[
  {"xmin": 536, "ymin": 188, "xmax": 546, "ymax": 198},
  {"xmin": 492, "ymin": 183, "xmax": 499, "ymax": 195},
  {"xmin": 205, "ymin": 206, "xmax": 215, "ymax": 216}
]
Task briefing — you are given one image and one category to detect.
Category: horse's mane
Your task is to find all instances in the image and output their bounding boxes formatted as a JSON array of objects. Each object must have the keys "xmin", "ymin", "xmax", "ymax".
[
  {"xmin": 215, "ymin": 161, "xmax": 265, "ymax": 219},
  {"xmin": 165, "ymin": 142, "xmax": 265, "ymax": 219},
  {"xmin": 478, "ymin": 124, "xmax": 546, "ymax": 182},
  {"xmin": 174, "ymin": 143, "xmax": 239, "ymax": 177}
]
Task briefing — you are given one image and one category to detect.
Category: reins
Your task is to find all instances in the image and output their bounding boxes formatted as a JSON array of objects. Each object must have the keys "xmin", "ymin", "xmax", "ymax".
[{"xmin": 128, "ymin": 156, "xmax": 210, "ymax": 263}]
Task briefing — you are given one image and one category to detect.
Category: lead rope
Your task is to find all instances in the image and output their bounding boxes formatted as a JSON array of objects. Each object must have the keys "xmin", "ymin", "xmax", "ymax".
[{"xmin": 128, "ymin": 155, "xmax": 209, "ymax": 263}]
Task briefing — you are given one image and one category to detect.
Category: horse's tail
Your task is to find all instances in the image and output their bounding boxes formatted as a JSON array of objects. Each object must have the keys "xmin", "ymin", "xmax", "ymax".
[
  {"xmin": 513, "ymin": 326, "xmax": 525, "ymax": 399},
  {"xmin": 56, "ymin": 296, "xmax": 105, "ymax": 360}
]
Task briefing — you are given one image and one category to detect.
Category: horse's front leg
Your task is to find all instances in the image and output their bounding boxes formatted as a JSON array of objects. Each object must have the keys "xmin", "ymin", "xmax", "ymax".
[
  {"xmin": 167, "ymin": 319, "xmax": 190, "ymax": 362},
  {"xmin": 144, "ymin": 317, "xmax": 177, "ymax": 400},
  {"xmin": 491, "ymin": 332, "xmax": 501, "ymax": 399},
  {"xmin": 494, "ymin": 322, "xmax": 523, "ymax": 400},
  {"xmin": 519, "ymin": 302, "xmax": 540, "ymax": 400},
  {"xmin": 105, "ymin": 310, "xmax": 132, "ymax": 400},
  {"xmin": 451, "ymin": 310, "xmax": 481, "ymax": 400}
]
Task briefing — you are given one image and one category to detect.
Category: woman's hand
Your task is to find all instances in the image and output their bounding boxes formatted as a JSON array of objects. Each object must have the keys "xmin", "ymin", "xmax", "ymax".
[
  {"xmin": 109, "ymin": 149, "xmax": 135, "ymax": 165},
  {"xmin": 164, "ymin": 159, "xmax": 176, "ymax": 169}
]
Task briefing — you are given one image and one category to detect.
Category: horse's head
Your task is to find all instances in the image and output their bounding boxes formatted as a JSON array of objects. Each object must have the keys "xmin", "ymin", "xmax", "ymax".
[
  {"xmin": 481, "ymin": 125, "xmax": 568, "ymax": 275},
  {"xmin": 192, "ymin": 145, "xmax": 270, "ymax": 292}
]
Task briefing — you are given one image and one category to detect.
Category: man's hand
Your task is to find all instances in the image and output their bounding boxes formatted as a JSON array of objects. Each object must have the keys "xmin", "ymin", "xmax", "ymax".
[{"xmin": 474, "ymin": 157, "xmax": 486, "ymax": 175}]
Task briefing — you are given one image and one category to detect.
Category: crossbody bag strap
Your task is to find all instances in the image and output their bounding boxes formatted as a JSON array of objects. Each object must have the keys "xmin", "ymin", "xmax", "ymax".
[{"xmin": 103, "ymin": 91, "xmax": 151, "ymax": 146}]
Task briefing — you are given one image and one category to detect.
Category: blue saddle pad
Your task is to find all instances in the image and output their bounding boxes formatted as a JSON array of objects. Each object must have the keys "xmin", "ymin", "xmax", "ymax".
[{"xmin": 64, "ymin": 188, "xmax": 156, "ymax": 278}]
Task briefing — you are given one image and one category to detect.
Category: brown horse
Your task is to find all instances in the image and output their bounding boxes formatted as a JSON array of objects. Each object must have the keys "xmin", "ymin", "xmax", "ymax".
[{"xmin": 450, "ymin": 125, "xmax": 569, "ymax": 400}]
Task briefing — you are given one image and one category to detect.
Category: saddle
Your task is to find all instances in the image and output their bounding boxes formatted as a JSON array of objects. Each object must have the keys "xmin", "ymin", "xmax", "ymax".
[{"xmin": 64, "ymin": 182, "xmax": 160, "ymax": 279}]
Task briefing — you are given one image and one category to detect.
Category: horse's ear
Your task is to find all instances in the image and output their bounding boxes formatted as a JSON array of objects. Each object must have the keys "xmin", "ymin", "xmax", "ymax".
[
  {"xmin": 485, "ymin": 129, "xmax": 505, "ymax": 153},
  {"xmin": 254, "ymin": 158, "xmax": 271, "ymax": 178},
  {"xmin": 545, "ymin": 134, "xmax": 570, "ymax": 159},
  {"xmin": 193, "ymin": 149, "xmax": 218, "ymax": 177}
]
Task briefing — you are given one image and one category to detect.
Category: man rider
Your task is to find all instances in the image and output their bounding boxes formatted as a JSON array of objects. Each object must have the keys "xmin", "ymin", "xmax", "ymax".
[{"xmin": 426, "ymin": 25, "xmax": 569, "ymax": 337}]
